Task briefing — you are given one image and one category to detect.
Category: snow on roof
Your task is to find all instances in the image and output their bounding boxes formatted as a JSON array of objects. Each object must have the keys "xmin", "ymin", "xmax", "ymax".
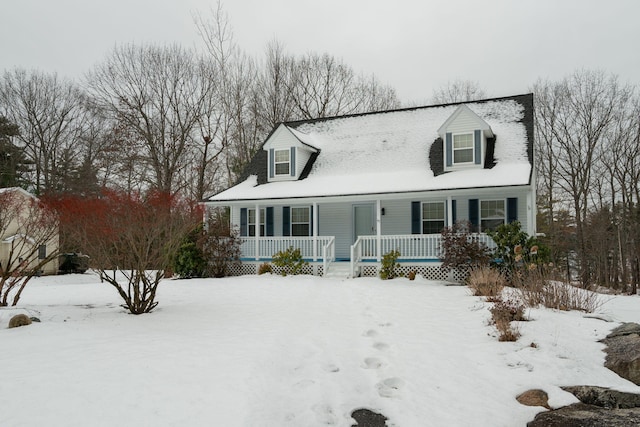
[
  {"xmin": 2, "ymin": 233, "xmax": 36, "ymax": 245},
  {"xmin": 0, "ymin": 187, "xmax": 38, "ymax": 200},
  {"xmin": 209, "ymin": 95, "xmax": 532, "ymax": 202}
]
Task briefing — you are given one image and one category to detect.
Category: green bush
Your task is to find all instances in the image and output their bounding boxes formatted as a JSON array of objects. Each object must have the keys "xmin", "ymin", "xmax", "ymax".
[
  {"xmin": 174, "ymin": 225, "xmax": 206, "ymax": 278},
  {"xmin": 379, "ymin": 250, "xmax": 401, "ymax": 280},
  {"xmin": 488, "ymin": 221, "xmax": 550, "ymax": 274},
  {"xmin": 272, "ymin": 246, "xmax": 308, "ymax": 276}
]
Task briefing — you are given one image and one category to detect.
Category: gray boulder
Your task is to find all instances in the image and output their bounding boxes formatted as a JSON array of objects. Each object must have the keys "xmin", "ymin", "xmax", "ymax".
[
  {"xmin": 602, "ymin": 323, "xmax": 640, "ymax": 385},
  {"xmin": 527, "ymin": 403, "xmax": 640, "ymax": 427},
  {"xmin": 562, "ymin": 385, "xmax": 640, "ymax": 409}
]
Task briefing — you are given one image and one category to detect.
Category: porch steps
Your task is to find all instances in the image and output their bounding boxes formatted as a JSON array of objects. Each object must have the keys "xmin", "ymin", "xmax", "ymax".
[{"xmin": 323, "ymin": 262, "xmax": 352, "ymax": 279}]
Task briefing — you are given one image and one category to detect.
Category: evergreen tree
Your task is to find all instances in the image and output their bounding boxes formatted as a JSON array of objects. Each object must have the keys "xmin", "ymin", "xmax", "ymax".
[{"xmin": 0, "ymin": 116, "xmax": 29, "ymax": 188}]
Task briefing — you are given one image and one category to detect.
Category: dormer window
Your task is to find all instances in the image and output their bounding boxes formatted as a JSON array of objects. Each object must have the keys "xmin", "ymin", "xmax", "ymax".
[
  {"xmin": 439, "ymin": 105, "xmax": 493, "ymax": 171},
  {"xmin": 274, "ymin": 149, "xmax": 290, "ymax": 176},
  {"xmin": 453, "ymin": 133, "xmax": 474, "ymax": 164}
]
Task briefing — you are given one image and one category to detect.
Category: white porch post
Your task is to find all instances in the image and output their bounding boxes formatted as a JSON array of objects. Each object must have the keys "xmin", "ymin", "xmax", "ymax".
[
  {"xmin": 447, "ymin": 196, "xmax": 453, "ymax": 227},
  {"xmin": 376, "ymin": 199, "xmax": 382, "ymax": 262},
  {"xmin": 255, "ymin": 203, "xmax": 260, "ymax": 261},
  {"xmin": 313, "ymin": 202, "xmax": 318, "ymax": 261}
]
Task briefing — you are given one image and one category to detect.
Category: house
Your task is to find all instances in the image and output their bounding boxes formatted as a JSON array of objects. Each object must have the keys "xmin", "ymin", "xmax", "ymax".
[
  {"xmin": 0, "ymin": 187, "xmax": 59, "ymax": 275},
  {"xmin": 205, "ymin": 94, "xmax": 535, "ymax": 279}
]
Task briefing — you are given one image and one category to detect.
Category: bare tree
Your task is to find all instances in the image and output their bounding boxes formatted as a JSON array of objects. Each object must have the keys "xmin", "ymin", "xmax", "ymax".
[
  {"xmin": 0, "ymin": 69, "xmax": 87, "ymax": 195},
  {"xmin": 87, "ymin": 44, "xmax": 221, "ymax": 195},
  {"xmin": 533, "ymin": 70, "xmax": 635, "ymax": 287},
  {"xmin": 432, "ymin": 79, "xmax": 487, "ymax": 104},
  {"xmin": 286, "ymin": 52, "xmax": 399, "ymax": 120},
  {"xmin": 195, "ymin": 3, "xmax": 264, "ymax": 184}
]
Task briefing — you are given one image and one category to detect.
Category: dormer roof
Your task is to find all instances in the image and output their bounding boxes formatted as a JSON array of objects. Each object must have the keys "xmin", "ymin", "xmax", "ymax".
[{"xmin": 437, "ymin": 104, "xmax": 494, "ymax": 138}]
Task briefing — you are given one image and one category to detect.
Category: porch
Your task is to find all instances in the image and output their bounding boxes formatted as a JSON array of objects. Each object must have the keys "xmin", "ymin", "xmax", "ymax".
[{"xmin": 238, "ymin": 233, "xmax": 496, "ymax": 278}]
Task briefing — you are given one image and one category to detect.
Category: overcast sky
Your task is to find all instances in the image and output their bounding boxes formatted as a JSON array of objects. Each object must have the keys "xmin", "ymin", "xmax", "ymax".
[{"xmin": 2, "ymin": 0, "xmax": 639, "ymax": 105}]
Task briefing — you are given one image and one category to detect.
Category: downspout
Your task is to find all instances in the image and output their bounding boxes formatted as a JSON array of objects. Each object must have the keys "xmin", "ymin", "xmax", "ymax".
[
  {"xmin": 313, "ymin": 202, "xmax": 318, "ymax": 261},
  {"xmin": 376, "ymin": 199, "xmax": 382, "ymax": 262}
]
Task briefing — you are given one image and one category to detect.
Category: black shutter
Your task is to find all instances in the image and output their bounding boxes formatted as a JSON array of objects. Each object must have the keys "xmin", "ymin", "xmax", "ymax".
[
  {"xmin": 451, "ymin": 200, "xmax": 457, "ymax": 225},
  {"xmin": 445, "ymin": 133, "xmax": 452, "ymax": 167},
  {"xmin": 469, "ymin": 199, "xmax": 479, "ymax": 232},
  {"xmin": 269, "ymin": 148, "xmax": 275, "ymax": 178},
  {"xmin": 266, "ymin": 207, "xmax": 274, "ymax": 236},
  {"xmin": 240, "ymin": 208, "xmax": 248, "ymax": 236},
  {"xmin": 474, "ymin": 129, "xmax": 482, "ymax": 165},
  {"xmin": 309, "ymin": 205, "xmax": 313, "ymax": 236},
  {"xmin": 290, "ymin": 147, "xmax": 296, "ymax": 177},
  {"xmin": 411, "ymin": 201, "xmax": 421, "ymax": 234},
  {"xmin": 507, "ymin": 198, "xmax": 518, "ymax": 224},
  {"xmin": 282, "ymin": 206, "xmax": 290, "ymax": 236}
]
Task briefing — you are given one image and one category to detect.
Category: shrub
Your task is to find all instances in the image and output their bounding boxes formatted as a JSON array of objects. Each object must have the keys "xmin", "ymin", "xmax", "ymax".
[
  {"xmin": 379, "ymin": 250, "xmax": 401, "ymax": 280},
  {"xmin": 488, "ymin": 221, "xmax": 550, "ymax": 275},
  {"xmin": 490, "ymin": 296, "xmax": 524, "ymax": 342},
  {"xmin": 440, "ymin": 221, "xmax": 491, "ymax": 271},
  {"xmin": 490, "ymin": 297, "xmax": 526, "ymax": 323},
  {"xmin": 258, "ymin": 262, "xmax": 272, "ymax": 275},
  {"xmin": 174, "ymin": 225, "xmax": 207, "ymax": 278},
  {"xmin": 201, "ymin": 211, "xmax": 242, "ymax": 278},
  {"xmin": 467, "ymin": 265, "xmax": 506, "ymax": 297},
  {"xmin": 515, "ymin": 268, "xmax": 604, "ymax": 313},
  {"xmin": 272, "ymin": 246, "xmax": 308, "ymax": 276},
  {"xmin": 407, "ymin": 270, "xmax": 416, "ymax": 281}
]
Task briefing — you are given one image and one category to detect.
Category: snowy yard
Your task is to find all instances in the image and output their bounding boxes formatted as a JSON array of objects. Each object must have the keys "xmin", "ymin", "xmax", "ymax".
[{"xmin": 2, "ymin": 273, "xmax": 640, "ymax": 427}]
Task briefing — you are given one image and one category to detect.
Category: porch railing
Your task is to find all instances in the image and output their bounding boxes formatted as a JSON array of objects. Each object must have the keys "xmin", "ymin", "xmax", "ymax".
[
  {"xmin": 350, "ymin": 233, "xmax": 496, "ymax": 277},
  {"xmin": 322, "ymin": 236, "xmax": 336, "ymax": 275},
  {"xmin": 239, "ymin": 236, "xmax": 334, "ymax": 261}
]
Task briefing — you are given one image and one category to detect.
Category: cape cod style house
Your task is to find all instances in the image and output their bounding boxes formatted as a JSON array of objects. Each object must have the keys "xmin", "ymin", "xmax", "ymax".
[{"xmin": 205, "ymin": 94, "xmax": 536, "ymax": 279}]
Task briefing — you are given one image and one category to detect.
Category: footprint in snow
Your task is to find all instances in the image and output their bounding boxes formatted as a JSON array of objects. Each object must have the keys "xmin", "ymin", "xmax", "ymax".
[
  {"xmin": 376, "ymin": 377, "xmax": 405, "ymax": 398},
  {"xmin": 373, "ymin": 342, "xmax": 390, "ymax": 351},
  {"xmin": 362, "ymin": 357, "xmax": 384, "ymax": 369},
  {"xmin": 363, "ymin": 329, "xmax": 378, "ymax": 338}
]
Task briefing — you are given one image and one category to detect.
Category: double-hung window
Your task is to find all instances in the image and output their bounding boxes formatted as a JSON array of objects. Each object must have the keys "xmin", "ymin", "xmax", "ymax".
[
  {"xmin": 453, "ymin": 133, "xmax": 474, "ymax": 164},
  {"xmin": 248, "ymin": 208, "xmax": 265, "ymax": 236},
  {"xmin": 480, "ymin": 200, "xmax": 505, "ymax": 232},
  {"xmin": 291, "ymin": 207, "xmax": 310, "ymax": 236},
  {"xmin": 274, "ymin": 149, "xmax": 290, "ymax": 176},
  {"xmin": 422, "ymin": 202, "xmax": 445, "ymax": 234}
]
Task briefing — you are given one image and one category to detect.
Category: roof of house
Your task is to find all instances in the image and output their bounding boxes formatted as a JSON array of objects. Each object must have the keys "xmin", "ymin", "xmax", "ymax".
[
  {"xmin": 0, "ymin": 187, "xmax": 37, "ymax": 200},
  {"xmin": 209, "ymin": 93, "xmax": 534, "ymax": 202}
]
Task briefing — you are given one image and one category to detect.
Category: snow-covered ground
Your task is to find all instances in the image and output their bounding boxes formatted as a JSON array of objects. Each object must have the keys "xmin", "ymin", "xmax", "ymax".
[{"xmin": 2, "ymin": 273, "xmax": 640, "ymax": 427}]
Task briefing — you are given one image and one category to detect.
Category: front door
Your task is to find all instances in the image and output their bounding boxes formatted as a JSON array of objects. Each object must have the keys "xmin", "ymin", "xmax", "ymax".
[{"xmin": 353, "ymin": 204, "xmax": 375, "ymax": 243}]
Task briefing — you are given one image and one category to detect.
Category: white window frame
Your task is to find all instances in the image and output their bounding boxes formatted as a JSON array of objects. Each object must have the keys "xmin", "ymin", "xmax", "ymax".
[
  {"xmin": 453, "ymin": 132, "xmax": 474, "ymax": 165},
  {"xmin": 480, "ymin": 199, "xmax": 505, "ymax": 232},
  {"xmin": 274, "ymin": 149, "xmax": 290, "ymax": 176},
  {"xmin": 422, "ymin": 201, "xmax": 445, "ymax": 234},
  {"xmin": 291, "ymin": 206, "xmax": 310, "ymax": 236},
  {"xmin": 248, "ymin": 208, "xmax": 265, "ymax": 237}
]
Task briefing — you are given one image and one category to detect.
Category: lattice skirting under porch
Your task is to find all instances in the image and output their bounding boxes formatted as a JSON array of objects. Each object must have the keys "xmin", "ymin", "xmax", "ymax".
[
  {"xmin": 358, "ymin": 264, "xmax": 468, "ymax": 282},
  {"xmin": 229, "ymin": 260, "xmax": 467, "ymax": 282},
  {"xmin": 228, "ymin": 262, "xmax": 323, "ymax": 277}
]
